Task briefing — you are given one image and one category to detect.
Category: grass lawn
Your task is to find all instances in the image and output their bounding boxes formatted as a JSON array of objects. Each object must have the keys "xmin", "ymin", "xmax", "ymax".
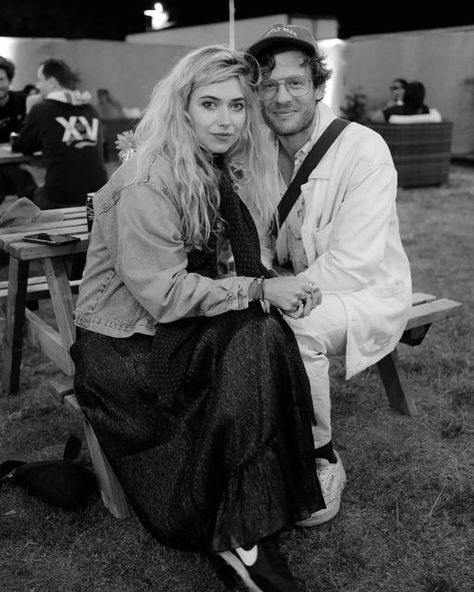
[{"xmin": 1, "ymin": 164, "xmax": 473, "ymax": 592}]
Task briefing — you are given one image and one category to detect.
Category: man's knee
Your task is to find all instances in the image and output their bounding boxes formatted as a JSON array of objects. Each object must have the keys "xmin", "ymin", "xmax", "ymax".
[{"xmin": 286, "ymin": 294, "xmax": 348, "ymax": 358}]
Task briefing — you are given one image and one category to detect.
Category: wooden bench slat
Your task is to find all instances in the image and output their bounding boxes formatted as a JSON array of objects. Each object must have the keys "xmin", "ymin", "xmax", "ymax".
[
  {"xmin": 0, "ymin": 277, "xmax": 81, "ymax": 301},
  {"xmin": 411, "ymin": 292, "xmax": 437, "ymax": 306},
  {"xmin": 405, "ymin": 298, "xmax": 463, "ymax": 330}
]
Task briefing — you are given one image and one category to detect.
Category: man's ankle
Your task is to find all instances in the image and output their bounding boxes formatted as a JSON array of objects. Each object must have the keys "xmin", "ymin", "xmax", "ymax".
[{"xmin": 315, "ymin": 440, "xmax": 337, "ymax": 463}]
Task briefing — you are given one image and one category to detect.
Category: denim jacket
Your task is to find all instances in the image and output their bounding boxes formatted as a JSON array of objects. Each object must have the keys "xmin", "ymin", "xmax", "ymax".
[{"xmin": 74, "ymin": 153, "xmax": 253, "ymax": 338}]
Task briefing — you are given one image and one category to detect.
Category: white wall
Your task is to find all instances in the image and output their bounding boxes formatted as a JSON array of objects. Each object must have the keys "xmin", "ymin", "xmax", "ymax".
[
  {"xmin": 0, "ymin": 36, "xmax": 193, "ymax": 111},
  {"xmin": 2, "ymin": 22, "xmax": 473, "ymax": 154},
  {"xmin": 0, "ymin": 27, "xmax": 345, "ymax": 119}
]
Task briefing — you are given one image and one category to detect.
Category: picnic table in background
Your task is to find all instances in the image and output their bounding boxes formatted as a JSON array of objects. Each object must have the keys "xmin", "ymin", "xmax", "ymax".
[
  {"xmin": 0, "ymin": 142, "xmax": 31, "ymax": 166},
  {"xmin": 0, "ymin": 206, "xmax": 87, "ymax": 395}
]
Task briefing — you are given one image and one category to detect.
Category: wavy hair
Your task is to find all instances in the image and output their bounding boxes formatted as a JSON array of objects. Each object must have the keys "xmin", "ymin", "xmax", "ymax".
[
  {"xmin": 134, "ymin": 45, "xmax": 279, "ymax": 248},
  {"xmin": 257, "ymin": 44, "xmax": 332, "ymax": 91}
]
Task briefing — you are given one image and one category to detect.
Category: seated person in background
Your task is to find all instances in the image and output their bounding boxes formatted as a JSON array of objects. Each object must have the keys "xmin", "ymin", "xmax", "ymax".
[
  {"xmin": 384, "ymin": 78, "xmax": 407, "ymax": 108},
  {"xmin": 22, "ymin": 83, "xmax": 39, "ymax": 98},
  {"xmin": 16, "ymin": 59, "xmax": 108, "ymax": 210},
  {"xmin": 0, "ymin": 56, "xmax": 37, "ymax": 205},
  {"xmin": 96, "ymin": 88, "xmax": 123, "ymax": 119},
  {"xmin": 370, "ymin": 81, "xmax": 429, "ymax": 123},
  {"xmin": 0, "ymin": 57, "xmax": 26, "ymax": 142}
]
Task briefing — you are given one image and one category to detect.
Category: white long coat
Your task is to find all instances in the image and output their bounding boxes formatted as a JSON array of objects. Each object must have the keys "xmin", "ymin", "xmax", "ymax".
[{"xmin": 274, "ymin": 103, "xmax": 412, "ymax": 379}]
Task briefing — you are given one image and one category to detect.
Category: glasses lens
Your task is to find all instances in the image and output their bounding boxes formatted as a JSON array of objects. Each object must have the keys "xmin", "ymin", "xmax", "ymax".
[
  {"xmin": 286, "ymin": 77, "xmax": 310, "ymax": 96},
  {"xmin": 258, "ymin": 80, "xmax": 279, "ymax": 100},
  {"xmin": 257, "ymin": 77, "xmax": 310, "ymax": 100}
]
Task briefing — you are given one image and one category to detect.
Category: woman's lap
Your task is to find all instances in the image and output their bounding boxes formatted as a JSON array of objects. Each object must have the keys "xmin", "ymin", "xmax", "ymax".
[{"xmin": 70, "ymin": 311, "xmax": 323, "ymax": 552}]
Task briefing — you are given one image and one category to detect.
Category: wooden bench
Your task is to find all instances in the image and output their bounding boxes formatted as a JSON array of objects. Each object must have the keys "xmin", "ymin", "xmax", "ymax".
[
  {"xmin": 41, "ymin": 291, "xmax": 463, "ymax": 520},
  {"xmin": 376, "ymin": 292, "xmax": 463, "ymax": 415}
]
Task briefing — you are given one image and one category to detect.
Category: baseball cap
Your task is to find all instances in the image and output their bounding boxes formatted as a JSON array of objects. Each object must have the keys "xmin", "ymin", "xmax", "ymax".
[{"xmin": 246, "ymin": 23, "xmax": 318, "ymax": 59}]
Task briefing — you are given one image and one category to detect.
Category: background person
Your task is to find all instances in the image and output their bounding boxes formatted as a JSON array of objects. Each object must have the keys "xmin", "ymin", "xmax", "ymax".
[
  {"xmin": 370, "ymin": 80, "xmax": 430, "ymax": 123},
  {"xmin": 71, "ymin": 45, "xmax": 324, "ymax": 592},
  {"xmin": 385, "ymin": 78, "xmax": 407, "ymax": 108},
  {"xmin": 15, "ymin": 58, "xmax": 107, "ymax": 209},
  {"xmin": 247, "ymin": 23, "xmax": 412, "ymax": 527},
  {"xmin": 22, "ymin": 83, "xmax": 39, "ymax": 98},
  {"xmin": 95, "ymin": 87, "xmax": 124, "ymax": 119},
  {"xmin": 0, "ymin": 56, "xmax": 37, "ymax": 205}
]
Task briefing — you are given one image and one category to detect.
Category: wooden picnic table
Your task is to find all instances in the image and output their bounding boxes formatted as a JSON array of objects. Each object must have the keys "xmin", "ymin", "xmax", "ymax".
[
  {"xmin": 0, "ymin": 142, "xmax": 32, "ymax": 166},
  {"xmin": 0, "ymin": 206, "xmax": 87, "ymax": 395}
]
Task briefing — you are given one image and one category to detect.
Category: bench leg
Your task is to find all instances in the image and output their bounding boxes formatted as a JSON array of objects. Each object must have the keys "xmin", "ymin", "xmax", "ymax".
[
  {"xmin": 64, "ymin": 394, "xmax": 130, "ymax": 519},
  {"xmin": 82, "ymin": 418, "xmax": 131, "ymax": 520},
  {"xmin": 1, "ymin": 259, "xmax": 29, "ymax": 396},
  {"xmin": 376, "ymin": 348, "xmax": 418, "ymax": 416}
]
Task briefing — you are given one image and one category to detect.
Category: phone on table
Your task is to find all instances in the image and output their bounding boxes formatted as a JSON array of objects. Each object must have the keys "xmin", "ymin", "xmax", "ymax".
[{"xmin": 23, "ymin": 233, "xmax": 81, "ymax": 246}]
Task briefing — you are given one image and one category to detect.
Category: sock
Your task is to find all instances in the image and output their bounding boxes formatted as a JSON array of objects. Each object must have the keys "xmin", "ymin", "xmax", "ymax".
[{"xmin": 315, "ymin": 440, "xmax": 337, "ymax": 464}]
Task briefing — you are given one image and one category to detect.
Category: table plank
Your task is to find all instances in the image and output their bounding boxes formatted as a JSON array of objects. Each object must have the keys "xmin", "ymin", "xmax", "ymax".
[
  {"xmin": 0, "ymin": 142, "xmax": 40, "ymax": 165},
  {"xmin": 0, "ymin": 221, "xmax": 87, "ymax": 238},
  {"xmin": 0, "ymin": 206, "xmax": 88, "ymax": 260}
]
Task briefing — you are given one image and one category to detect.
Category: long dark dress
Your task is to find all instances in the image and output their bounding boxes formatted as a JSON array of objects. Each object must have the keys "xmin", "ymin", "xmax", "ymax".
[{"xmin": 71, "ymin": 162, "xmax": 324, "ymax": 553}]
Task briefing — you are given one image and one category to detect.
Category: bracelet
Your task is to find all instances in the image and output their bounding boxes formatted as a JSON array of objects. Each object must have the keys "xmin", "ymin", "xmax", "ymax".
[
  {"xmin": 256, "ymin": 277, "xmax": 264, "ymax": 301},
  {"xmin": 256, "ymin": 276, "xmax": 270, "ymax": 314}
]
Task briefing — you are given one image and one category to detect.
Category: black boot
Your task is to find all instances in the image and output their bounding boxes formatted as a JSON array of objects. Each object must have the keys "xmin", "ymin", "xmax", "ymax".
[
  {"xmin": 208, "ymin": 553, "xmax": 239, "ymax": 590},
  {"xmin": 218, "ymin": 534, "xmax": 299, "ymax": 592}
]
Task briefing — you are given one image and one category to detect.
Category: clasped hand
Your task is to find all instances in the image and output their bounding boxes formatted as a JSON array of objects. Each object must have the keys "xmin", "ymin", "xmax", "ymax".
[{"xmin": 263, "ymin": 276, "xmax": 321, "ymax": 319}]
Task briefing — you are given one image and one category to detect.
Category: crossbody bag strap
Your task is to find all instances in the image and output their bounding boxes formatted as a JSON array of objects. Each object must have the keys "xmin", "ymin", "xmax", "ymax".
[{"xmin": 276, "ymin": 117, "xmax": 350, "ymax": 230}]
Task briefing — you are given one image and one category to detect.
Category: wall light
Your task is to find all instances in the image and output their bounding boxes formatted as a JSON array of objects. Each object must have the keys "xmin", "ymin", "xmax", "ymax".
[{"xmin": 144, "ymin": 3, "xmax": 171, "ymax": 31}]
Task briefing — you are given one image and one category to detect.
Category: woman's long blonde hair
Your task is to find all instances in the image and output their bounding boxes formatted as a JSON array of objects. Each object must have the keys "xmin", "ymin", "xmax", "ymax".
[{"xmin": 134, "ymin": 45, "xmax": 278, "ymax": 247}]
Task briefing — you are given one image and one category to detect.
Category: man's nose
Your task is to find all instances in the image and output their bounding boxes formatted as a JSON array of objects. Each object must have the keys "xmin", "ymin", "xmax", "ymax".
[{"xmin": 274, "ymin": 81, "xmax": 292, "ymax": 102}]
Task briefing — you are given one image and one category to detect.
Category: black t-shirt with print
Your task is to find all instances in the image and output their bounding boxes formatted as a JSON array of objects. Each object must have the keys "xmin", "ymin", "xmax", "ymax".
[
  {"xmin": 17, "ymin": 98, "xmax": 108, "ymax": 206},
  {"xmin": 0, "ymin": 91, "xmax": 26, "ymax": 143}
]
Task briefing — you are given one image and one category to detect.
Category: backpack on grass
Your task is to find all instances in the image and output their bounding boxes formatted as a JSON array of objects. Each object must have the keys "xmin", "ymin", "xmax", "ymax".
[{"xmin": 0, "ymin": 435, "xmax": 97, "ymax": 510}]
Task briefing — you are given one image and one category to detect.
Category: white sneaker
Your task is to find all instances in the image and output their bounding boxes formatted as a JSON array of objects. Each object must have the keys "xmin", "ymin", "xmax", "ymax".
[{"xmin": 296, "ymin": 450, "xmax": 346, "ymax": 527}]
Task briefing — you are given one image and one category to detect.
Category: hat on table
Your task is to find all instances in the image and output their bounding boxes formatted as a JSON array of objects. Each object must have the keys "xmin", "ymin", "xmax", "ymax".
[{"xmin": 246, "ymin": 23, "xmax": 318, "ymax": 59}]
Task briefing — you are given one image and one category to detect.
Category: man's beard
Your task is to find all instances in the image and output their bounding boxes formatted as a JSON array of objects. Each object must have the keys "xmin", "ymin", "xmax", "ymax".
[{"xmin": 262, "ymin": 102, "xmax": 316, "ymax": 137}]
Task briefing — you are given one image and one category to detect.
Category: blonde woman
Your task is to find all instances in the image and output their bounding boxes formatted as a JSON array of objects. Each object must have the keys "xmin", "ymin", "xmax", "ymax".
[{"xmin": 71, "ymin": 45, "xmax": 323, "ymax": 592}]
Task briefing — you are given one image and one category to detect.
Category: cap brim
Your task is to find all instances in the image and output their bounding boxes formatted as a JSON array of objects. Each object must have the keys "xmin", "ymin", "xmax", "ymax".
[{"xmin": 247, "ymin": 36, "xmax": 316, "ymax": 58}]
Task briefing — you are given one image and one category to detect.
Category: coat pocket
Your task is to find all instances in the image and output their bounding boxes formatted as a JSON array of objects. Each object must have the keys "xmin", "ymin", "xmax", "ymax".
[{"xmin": 312, "ymin": 220, "xmax": 334, "ymax": 257}]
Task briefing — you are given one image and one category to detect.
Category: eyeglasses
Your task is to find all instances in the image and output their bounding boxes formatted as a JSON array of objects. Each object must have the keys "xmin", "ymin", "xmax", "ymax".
[{"xmin": 257, "ymin": 76, "xmax": 311, "ymax": 101}]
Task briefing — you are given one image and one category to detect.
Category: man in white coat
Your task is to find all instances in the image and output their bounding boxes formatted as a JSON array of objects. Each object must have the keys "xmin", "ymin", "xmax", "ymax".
[{"xmin": 247, "ymin": 24, "xmax": 412, "ymax": 526}]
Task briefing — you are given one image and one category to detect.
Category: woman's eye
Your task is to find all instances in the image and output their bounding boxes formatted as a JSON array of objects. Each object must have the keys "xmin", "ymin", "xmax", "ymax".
[
  {"xmin": 231, "ymin": 102, "xmax": 245, "ymax": 111},
  {"xmin": 202, "ymin": 101, "xmax": 216, "ymax": 109}
]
